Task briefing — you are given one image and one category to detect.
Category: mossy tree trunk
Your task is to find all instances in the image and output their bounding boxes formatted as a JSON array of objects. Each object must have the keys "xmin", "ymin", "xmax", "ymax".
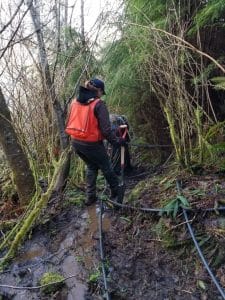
[{"xmin": 0, "ymin": 88, "xmax": 35, "ymax": 205}]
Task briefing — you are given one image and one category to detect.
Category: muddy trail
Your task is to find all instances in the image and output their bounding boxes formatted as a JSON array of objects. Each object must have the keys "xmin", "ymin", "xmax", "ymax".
[{"xmin": 1, "ymin": 166, "xmax": 225, "ymax": 299}]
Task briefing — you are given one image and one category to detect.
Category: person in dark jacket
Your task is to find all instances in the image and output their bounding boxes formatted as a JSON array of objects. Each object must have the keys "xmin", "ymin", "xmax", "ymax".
[
  {"xmin": 65, "ymin": 78, "xmax": 126, "ymax": 205},
  {"xmin": 108, "ymin": 114, "xmax": 133, "ymax": 176}
]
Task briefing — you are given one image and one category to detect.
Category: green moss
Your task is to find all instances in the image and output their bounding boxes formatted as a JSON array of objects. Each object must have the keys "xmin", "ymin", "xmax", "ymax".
[
  {"xmin": 88, "ymin": 269, "xmax": 101, "ymax": 283},
  {"xmin": 64, "ymin": 189, "xmax": 86, "ymax": 207},
  {"xmin": 69, "ymin": 156, "xmax": 85, "ymax": 186},
  {"xmin": 127, "ymin": 180, "xmax": 149, "ymax": 202},
  {"xmin": 40, "ymin": 272, "xmax": 65, "ymax": 294},
  {"xmin": 2, "ymin": 176, "xmax": 16, "ymax": 200},
  {"xmin": 66, "ymin": 196, "xmax": 85, "ymax": 207},
  {"xmin": 153, "ymin": 218, "xmax": 177, "ymax": 248}
]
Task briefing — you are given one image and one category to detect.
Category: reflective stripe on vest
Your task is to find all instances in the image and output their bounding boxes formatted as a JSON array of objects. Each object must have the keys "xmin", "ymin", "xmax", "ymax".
[{"xmin": 65, "ymin": 98, "xmax": 104, "ymax": 142}]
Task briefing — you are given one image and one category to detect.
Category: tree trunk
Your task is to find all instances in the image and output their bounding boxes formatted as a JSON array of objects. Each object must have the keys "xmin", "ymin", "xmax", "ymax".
[
  {"xmin": 80, "ymin": 0, "xmax": 85, "ymax": 49},
  {"xmin": 28, "ymin": 0, "xmax": 70, "ymax": 193},
  {"xmin": 28, "ymin": 0, "xmax": 68, "ymax": 150},
  {"xmin": 64, "ymin": 0, "xmax": 69, "ymax": 51},
  {"xmin": 80, "ymin": 0, "xmax": 88, "ymax": 78},
  {"xmin": 0, "ymin": 88, "xmax": 35, "ymax": 205}
]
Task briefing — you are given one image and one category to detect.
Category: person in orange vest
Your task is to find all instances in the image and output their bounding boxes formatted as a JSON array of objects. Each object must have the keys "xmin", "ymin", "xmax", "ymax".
[{"xmin": 65, "ymin": 78, "xmax": 126, "ymax": 205}]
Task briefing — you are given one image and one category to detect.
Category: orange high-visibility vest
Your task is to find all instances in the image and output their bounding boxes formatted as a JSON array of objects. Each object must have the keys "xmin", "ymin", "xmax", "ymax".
[{"xmin": 65, "ymin": 98, "xmax": 104, "ymax": 142}]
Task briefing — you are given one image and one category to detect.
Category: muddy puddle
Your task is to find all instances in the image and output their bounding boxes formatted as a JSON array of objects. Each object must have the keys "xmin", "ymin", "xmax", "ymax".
[
  {"xmin": 76, "ymin": 205, "xmax": 111, "ymax": 269},
  {"xmin": 0, "ymin": 204, "xmax": 111, "ymax": 300}
]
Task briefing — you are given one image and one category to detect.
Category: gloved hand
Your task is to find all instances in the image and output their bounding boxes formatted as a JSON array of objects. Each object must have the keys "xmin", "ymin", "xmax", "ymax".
[{"xmin": 116, "ymin": 137, "xmax": 127, "ymax": 146}]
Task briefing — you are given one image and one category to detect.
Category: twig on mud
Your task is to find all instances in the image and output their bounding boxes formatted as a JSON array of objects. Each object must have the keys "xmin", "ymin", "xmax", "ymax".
[
  {"xmin": 0, "ymin": 274, "xmax": 77, "ymax": 290},
  {"xmin": 180, "ymin": 289, "xmax": 193, "ymax": 294},
  {"xmin": 171, "ymin": 215, "xmax": 196, "ymax": 230},
  {"xmin": 145, "ymin": 238, "xmax": 163, "ymax": 242}
]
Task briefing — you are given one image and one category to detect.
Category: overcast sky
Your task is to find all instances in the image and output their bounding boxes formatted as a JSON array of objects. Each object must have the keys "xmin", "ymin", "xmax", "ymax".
[
  {"xmin": 0, "ymin": 0, "xmax": 122, "ymax": 38},
  {"xmin": 0, "ymin": 0, "xmax": 123, "ymax": 88},
  {"xmin": 71, "ymin": 0, "xmax": 123, "ymax": 43}
]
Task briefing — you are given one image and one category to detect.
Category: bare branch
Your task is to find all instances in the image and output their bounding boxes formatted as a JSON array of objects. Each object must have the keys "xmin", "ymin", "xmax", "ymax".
[
  {"xmin": 0, "ymin": 0, "xmax": 24, "ymax": 34},
  {"xmin": 0, "ymin": 3, "xmax": 31, "ymax": 60}
]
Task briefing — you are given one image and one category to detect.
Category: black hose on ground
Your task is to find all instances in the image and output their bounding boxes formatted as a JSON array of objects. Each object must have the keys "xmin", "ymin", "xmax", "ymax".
[
  {"xmin": 106, "ymin": 196, "xmax": 225, "ymax": 299},
  {"xmin": 183, "ymin": 209, "xmax": 225, "ymax": 299},
  {"xmin": 130, "ymin": 143, "xmax": 172, "ymax": 148},
  {"xmin": 98, "ymin": 174, "xmax": 225, "ymax": 300},
  {"xmin": 176, "ymin": 180, "xmax": 225, "ymax": 299},
  {"xmin": 106, "ymin": 198, "xmax": 225, "ymax": 214},
  {"xmin": 99, "ymin": 199, "xmax": 111, "ymax": 300}
]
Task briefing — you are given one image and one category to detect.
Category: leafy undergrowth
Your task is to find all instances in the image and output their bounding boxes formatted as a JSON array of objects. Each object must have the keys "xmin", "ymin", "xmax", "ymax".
[
  {"xmin": 97, "ymin": 164, "xmax": 225, "ymax": 299},
  {"xmin": 0, "ymin": 160, "xmax": 23, "ymax": 227},
  {"xmin": 127, "ymin": 164, "xmax": 225, "ymax": 211}
]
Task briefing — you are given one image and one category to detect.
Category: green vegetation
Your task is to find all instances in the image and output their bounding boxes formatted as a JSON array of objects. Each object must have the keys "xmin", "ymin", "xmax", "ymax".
[
  {"xmin": 0, "ymin": 150, "xmax": 69, "ymax": 268},
  {"xmin": 102, "ymin": 0, "xmax": 225, "ymax": 169},
  {"xmin": 69, "ymin": 156, "xmax": 85, "ymax": 187},
  {"xmin": 160, "ymin": 195, "xmax": 190, "ymax": 218},
  {"xmin": 88, "ymin": 269, "xmax": 101, "ymax": 283},
  {"xmin": 64, "ymin": 189, "xmax": 86, "ymax": 207},
  {"xmin": 39, "ymin": 272, "xmax": 65, "ymax": 294},
  {"xmin": 153, "ymin": 218, "xmax": 177, "ymax": 249},
  {"xmin": 192, "ymin": 0, "xmax": 225, "ymax": 30},
  {"xmin": 58, "ymin": 28, "xmax": 101, "ymax": 102},
  {"xmin": 127, "ymin": 179, "xmax": 148, "ymax": 202}
]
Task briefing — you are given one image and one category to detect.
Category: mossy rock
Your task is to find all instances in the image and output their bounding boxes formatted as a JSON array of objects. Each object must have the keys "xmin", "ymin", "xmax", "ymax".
[{"xmin": 39, "ymin": 272, "xmax": 65, "ymax": 294}]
